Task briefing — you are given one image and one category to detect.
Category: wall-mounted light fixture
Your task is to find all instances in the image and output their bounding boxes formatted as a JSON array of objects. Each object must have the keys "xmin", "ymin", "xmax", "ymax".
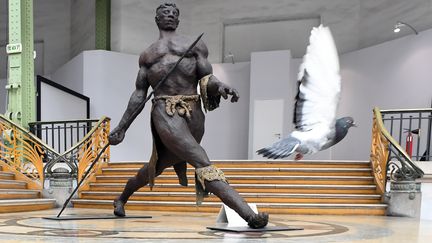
[{"xmin": 394, "ymin": 21, "xmax": 418, "ymax": 35}]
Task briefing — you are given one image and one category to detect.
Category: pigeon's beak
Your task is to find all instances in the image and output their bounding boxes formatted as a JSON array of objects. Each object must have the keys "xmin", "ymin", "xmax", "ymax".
[{"xmin": 351, "ymin": 122, "xmax": 358, "ymax": 127}]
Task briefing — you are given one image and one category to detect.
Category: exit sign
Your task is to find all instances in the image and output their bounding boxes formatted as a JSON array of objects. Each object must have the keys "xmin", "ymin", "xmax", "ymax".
[{"xmin": 6, "ymin": 43, "xmax": 22, "ymax": 54}]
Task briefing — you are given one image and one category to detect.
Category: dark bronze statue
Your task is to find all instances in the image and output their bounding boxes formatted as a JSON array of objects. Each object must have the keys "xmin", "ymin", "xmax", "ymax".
[{"xmin": 108, "ymin": 3, "xmax": 268, "ymax": 228}]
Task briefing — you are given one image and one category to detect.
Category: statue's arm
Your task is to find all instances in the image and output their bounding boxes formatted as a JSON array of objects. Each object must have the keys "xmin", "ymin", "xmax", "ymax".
[
  {"xmin": 195, "ymin": 41, "xmax": 239, "ymax": 112},
  {"xmin": 109, "ymin": 66, "xmax": 149, "ymax": 145}
]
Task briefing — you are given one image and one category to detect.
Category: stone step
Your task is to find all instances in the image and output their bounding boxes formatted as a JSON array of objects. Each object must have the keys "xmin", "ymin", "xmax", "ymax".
[
  {"xmin": 80, "ymin": 191, "xmax": 382, "ymax": 204},
  {"xmin": 0, "ymin": 199, "xmax": 56, "ymax": 213},
  {"xmin": 96, "ymin": 175, "xmax": 375, "ymax": 185},
  {"xmin": 107, "ymin": 160, "xmax": 371, "ymax": 168},
  {"xmin": 88, "ymin": 183, "xmax": 378, "ymax": 194},
  {"xmin": 72, "ymin": 199, "xmax": 387, "ymax": 215},
  {"xmin": 0, "ymin": 179, "xmax": 27, "ymax": 189},
  {"xmin": 0, "ymin": 189, "xmax": 40, "ymax": 199},
  {"xmin": 101, "ymin": 167, "xmax": 372, "ymax": 176},
  {"xmin": 0, "ymin": 171, "xmax": 15, "ymax": 180}
]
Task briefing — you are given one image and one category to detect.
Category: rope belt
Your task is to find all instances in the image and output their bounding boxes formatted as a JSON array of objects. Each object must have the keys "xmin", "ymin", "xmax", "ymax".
[{"xmin": 153, "ymin": 94, "xmax": 200, "ymax": 119}]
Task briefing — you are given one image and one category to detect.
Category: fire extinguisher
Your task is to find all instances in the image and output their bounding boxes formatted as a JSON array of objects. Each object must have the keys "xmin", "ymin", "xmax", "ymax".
[
  {"xmin": 405, "ymin": 130, "xmax": 413, "ymax": 158},
  {"xmin": 404, "ymin": 128, "xmax": 420, "ymax": 158}
]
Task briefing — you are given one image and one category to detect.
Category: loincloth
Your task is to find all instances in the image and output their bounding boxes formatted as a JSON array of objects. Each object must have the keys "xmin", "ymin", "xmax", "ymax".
[
  {"xmin": 147, "ymin": 94, "xmax": 200, "ymax": 191},
  {"xmin": 148, "ymin": 94, "xmax": 228, "ymax": 205},
  {"xmin": 153, "ymin": 94, "xmax": 200, "ymax": 119}
]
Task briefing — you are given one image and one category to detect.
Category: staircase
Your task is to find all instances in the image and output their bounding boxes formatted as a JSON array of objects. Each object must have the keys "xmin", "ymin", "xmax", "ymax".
[
  {"xmin": 0, "ymin": 165, "xmax": 55, "ymax": 213},
  {"xmin": 72, "ymin": 160, "xmax": 387, "ymax": 215}
]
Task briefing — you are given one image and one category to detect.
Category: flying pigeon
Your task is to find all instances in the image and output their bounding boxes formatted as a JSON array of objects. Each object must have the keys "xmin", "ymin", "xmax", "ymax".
[{"xmin": 257, "ymin": 25, "xmax": 356, "ymax": 160}]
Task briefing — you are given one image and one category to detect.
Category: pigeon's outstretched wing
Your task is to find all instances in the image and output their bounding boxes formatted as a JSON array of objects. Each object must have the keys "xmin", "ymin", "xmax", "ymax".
[
  {"xmin": 257, "ymin": 25, "xmax": 341, "ymax": 159},
  {"xmin": 294, "ymin": 25, "xmax": 341, "ymax": 132}
]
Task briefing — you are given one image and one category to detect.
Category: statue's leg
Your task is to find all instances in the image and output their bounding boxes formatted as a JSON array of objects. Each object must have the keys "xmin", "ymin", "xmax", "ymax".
[
  {"xmin": 114, "ymin": 152, "xmax": 178, "ymax": 217},
  {"xmin": 152, "ymin": 107, "xmax": 268, "ymax": 228}
]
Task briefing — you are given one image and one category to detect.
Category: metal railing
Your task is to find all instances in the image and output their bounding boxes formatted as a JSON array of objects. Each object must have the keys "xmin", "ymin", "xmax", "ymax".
[
  {"xmin": 42, "ymin": 117, "xmax": 111, "ymax": 180},
  {"xmin": 370, "ymin": 108, "xmax": 424, "ymax": 195},
  {"xmin": 28, "ymin": 119, "xmax": 99, "ymax": 154},
  {"xmin": 0, "ymin": 114, "xmax": 60, "ymax": 188},
  {"xmin": 1, "ymin": 115, "xmax": 110, "ymax": 188},
  {"xmin": 380, "ymin": 108, "xmax": 432, "ymax": 161}
]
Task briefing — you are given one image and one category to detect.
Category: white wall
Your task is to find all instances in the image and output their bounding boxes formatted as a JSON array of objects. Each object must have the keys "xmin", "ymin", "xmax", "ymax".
[
  {"xmin": 39, "ymin": 82, "xmax": 87, "ymax": 121},
  {"xmin": 202, "ymin": 62, "xmax": 251, "ymax": 159},
  {"xmin": 332, "ymin": 28, "xmax": 432, "ymax": 160},
  {"xmin": 51, "ymin": 53, "xmax": 84, "ymax": 93},
  {"xmin": 49, "ymin": 27, "xmax": 432, "ymax": 161},
  {"xmin": 81, "ymin": 51, "xmax": 149, "ymax": 162}
]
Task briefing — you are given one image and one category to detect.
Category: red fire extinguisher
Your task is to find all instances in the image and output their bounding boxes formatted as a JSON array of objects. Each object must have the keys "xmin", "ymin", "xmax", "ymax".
[
  {"xmin": 406, "ymin": 130, "xmax": 413, "ymax": 158},
  {"xmin": 404, "ymin": 128, "xmax": 420, "ymax": 158}
]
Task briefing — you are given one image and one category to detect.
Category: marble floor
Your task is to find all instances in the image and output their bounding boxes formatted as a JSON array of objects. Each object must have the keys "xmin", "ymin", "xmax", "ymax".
[{"xmin": 0, "ymin": 208, "xmax": 430, "ymax": 243}]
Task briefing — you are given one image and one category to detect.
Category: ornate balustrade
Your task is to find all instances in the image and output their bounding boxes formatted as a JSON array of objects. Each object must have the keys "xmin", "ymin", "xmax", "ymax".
[
  {"xmin": 0, "ymin": 115, "xmax": 59, "ymax": 189},
  {"xmin": 76, "ymin": 117, "xmax": 110, "ymax": 190},
  {"xmin": 43, "ymin": 117, "xmax": 110, "ymax": 185},
  {"xmin": 1, "ymin": 115, "xmax": 110, "ymax": 191},
  {"xmin": 380, "ymin": 108, "xmax": 432, "ymax": 161},
  {"xmin": 29, "ymin": 119, "xmax": 100, "ymax": 154},
  {"xmin": 370, "ymin": 108, "xmax": 424, "ymax": 195}
]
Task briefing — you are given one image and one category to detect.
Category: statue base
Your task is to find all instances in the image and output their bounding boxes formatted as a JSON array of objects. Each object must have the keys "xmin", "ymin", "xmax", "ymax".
[
  {"xmin": 207, "ymin": 225, "xmax": 303, "ymax": 232},
  {"xmin": 208, "ymin": 204, "xmax": 303, "ymax": 232},
  {"xmin": 43, "ymin": 215, "xmax": 152, "ymax": 220}
]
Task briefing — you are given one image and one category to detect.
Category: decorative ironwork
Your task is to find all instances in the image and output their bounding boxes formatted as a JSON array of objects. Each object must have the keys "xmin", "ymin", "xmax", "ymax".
[
  {"xmin": 0, "ymin": 115, "xmax": 59, "ymax": 187},
  {"xmin": 77, "ymin": 118, "xmax": 110, "ymax": 184},
  {"xmin": 1, "ymin": 115, "xmax": 110, "ymax": 191},
  {"xmin": 370, "ymin": 108, "xmax": 424, "ymax": 195},
  {"xmin": 380, "ymin": 108, "xmax": 432, "ymax": 161},
  {"xmin": 29, "ymin": 119, "xmax": 99, "ymax": 154},
  {"xmin": 370, "ymin": 112, "xmax": 389, "ymax": 194},
  {"xmin": 43, "ymin": 117, "xmax": 110, "ymax": 181}
]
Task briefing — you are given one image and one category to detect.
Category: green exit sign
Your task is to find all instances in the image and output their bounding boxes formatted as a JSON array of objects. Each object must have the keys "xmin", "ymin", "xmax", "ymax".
[{"xmin": 6, "ymin": 43, "xmax": 22, "ymax": 54}]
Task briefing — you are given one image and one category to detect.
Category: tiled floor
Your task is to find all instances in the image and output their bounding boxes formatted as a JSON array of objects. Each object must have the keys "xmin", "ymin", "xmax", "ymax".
[{"xmin": 0, "ymin": 208, "xmax": 430, "ymax": 242}]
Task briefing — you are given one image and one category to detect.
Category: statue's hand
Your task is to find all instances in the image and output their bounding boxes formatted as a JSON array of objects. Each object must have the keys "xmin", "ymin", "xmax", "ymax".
[
  {"xmin": 217, "ymin": 83, "xmax": 240, "ymax": 103},
  {"xmin": 109, "ymin": 127, "xmax": 126, "ymax": 146}
]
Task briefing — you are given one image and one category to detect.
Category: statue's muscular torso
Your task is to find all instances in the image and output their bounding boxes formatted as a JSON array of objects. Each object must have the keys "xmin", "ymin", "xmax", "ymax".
[{"xmin": 139, "ymin": 34, "xmax": 210, "ymax": 97}]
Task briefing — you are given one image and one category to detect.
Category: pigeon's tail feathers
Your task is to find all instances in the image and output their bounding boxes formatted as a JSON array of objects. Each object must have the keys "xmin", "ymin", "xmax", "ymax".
[{"xmin": 257, "ymin": 137, "xmax": 301, "ymax": 159}]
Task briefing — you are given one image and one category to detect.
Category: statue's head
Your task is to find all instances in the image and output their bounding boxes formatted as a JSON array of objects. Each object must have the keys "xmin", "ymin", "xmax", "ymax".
[{"xmin": 155, "ymin": 3, "xmax": 180, "ymax": 31}]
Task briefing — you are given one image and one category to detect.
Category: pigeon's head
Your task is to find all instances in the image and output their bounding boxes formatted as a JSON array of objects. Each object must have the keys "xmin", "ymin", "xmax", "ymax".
[{"xmin": 337, "ymin": 117, "xmax": 357, "ymax": 129}]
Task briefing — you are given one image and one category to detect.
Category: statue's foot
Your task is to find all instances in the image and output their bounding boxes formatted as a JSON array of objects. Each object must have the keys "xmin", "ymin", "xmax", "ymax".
[
  {"xmin": 113, "ymin": 199, "xmax": 126, "ymax": 217},
  {"xmin": 247, "ymin": 212, "xmax": 269, "ymax": 229}
]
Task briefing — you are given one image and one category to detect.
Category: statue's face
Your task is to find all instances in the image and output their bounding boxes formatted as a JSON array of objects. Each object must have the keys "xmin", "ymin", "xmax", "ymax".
[{"xmin": 155, "ymin": 6, "xmax": 179, "ymax": 31}]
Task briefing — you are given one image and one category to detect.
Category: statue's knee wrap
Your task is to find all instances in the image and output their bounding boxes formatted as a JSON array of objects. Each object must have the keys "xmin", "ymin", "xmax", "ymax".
[{"xmin": 195, "ymin": 165, "xmax": 228, "ymax": 190}]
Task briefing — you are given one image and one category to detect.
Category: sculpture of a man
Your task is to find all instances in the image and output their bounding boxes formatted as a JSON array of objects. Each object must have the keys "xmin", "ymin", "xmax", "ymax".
[{"xmin": 108, "ymin": 2, "xmax": 268, "ymax": 228}]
